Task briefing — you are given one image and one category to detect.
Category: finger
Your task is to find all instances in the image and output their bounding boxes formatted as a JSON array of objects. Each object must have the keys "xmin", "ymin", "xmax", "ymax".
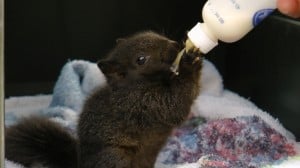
[{"xmin": 277, "ymin": 0, "xmax": 300, "ymax": 18}]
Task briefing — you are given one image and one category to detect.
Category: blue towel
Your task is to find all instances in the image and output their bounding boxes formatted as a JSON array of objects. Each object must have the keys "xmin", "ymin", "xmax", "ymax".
[{"xmin": 42, "ymin": 60, "xmax": 106, "ymax": 131}]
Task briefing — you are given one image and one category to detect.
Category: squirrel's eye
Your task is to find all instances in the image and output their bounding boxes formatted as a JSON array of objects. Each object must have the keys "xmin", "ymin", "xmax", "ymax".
[{"xmin": 136, "ymin": 56, "xmax": 149, "ymax": 65}]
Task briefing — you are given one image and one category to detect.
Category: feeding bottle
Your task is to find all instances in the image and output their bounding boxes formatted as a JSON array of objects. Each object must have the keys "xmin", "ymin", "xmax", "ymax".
[{"xmin": 170, "ymin": 0, "xmax": 276, "ymax": 75}]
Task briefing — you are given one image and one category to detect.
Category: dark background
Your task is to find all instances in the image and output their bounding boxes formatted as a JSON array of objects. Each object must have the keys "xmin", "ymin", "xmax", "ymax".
[{"xmin": 5, "ymin": 0, "xmax": 300, "ymax": 140}]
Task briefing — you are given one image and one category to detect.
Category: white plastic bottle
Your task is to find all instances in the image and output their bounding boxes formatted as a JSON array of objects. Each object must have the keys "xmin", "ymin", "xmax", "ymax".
[{"xmin": 187, "ymin": 0, "xmax": 277, "ymax": 54}]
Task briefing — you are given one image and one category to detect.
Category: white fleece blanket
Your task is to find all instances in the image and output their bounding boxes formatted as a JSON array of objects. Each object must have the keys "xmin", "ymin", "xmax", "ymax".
[{"xmin": 5, "ymin": 60, "xmax": 300, "ymax": 168}]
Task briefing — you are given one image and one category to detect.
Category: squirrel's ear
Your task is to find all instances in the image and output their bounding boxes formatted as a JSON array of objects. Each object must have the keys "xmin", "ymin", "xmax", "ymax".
[
  {"xmin": 116, "ymin": 38, "xmax": 126, "ymax": 44},
  {"xmin": 97, "ymin": 60, "xmax": 122, "ymax": 74},
  {"xmin": 97, "ymin": 60, "xmax": 126, "ymax": 79},
  {"xmin": 97, "ymin": 60, "xmax": 115, "ymax": 74}
]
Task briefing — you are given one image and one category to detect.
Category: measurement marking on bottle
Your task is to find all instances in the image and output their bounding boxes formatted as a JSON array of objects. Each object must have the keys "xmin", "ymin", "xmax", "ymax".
[
  {"xmin": 208, "ymin": 2, "xmax": 225, "ymax": 24},
  {"xmin": 229, "ymin": 0, "xmax": 240, "ymax": 9},
  {"xmin": 215, "ymin": 12, "xmax": 225, "ymax": 24}
]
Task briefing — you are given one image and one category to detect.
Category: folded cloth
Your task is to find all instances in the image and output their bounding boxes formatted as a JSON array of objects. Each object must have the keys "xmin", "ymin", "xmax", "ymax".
[
  {"xmin": 5, "ymin": 59, "xmax": 300, "ymax": 168},
  {"xmin": 43, "ymin": 60, "xmax": 106, "ymax": 131}
]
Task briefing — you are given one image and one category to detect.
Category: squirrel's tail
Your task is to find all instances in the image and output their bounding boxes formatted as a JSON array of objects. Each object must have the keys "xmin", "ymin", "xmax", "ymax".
[{"xmin": 5, "ymin": 116, "xmax": 77, "ymax": 168}]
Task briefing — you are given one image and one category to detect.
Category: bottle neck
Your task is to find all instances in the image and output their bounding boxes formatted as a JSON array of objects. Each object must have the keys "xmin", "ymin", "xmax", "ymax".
[{"xmin": 187, "ymin": 22, "xmax": 218, "ymax": 54}]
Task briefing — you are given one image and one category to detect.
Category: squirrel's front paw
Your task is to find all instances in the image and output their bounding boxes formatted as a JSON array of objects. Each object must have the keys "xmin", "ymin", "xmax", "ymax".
[
  {"xmin": 183, "ymin": 47, "xmax": 201, "ymax": 63},
  {"xmin": 180, "ymin": 47, "xmax": 202, "ymax": 72}
]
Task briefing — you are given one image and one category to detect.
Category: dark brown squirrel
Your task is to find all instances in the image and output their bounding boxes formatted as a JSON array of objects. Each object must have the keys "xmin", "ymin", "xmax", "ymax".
[{"xmin": 5, "ymin": 31, "xmax": 203, "ymax": 168}]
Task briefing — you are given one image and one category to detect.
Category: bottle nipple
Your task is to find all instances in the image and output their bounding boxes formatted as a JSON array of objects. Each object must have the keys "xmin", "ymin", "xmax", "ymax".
[{"xmin": 170, "ymin": 38, "xmax": 197, "ymax": 75}]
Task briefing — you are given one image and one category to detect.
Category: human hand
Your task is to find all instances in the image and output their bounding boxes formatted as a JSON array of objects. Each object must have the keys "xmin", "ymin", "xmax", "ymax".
[{"xmin": 277, "ymin": 0, "xmax": 300, "ymax": 18}]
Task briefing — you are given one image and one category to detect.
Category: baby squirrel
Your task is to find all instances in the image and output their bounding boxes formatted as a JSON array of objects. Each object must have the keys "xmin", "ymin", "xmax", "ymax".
[{"xmin": 5, "ymin": 31, "xmax": 203, "ymax": 168}]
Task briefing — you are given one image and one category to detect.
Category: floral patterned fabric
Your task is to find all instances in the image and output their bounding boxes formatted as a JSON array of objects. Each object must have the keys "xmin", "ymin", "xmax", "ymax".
[{"xmin": 157, "ymin": 116, "xmax": 297, "ymax": 168}]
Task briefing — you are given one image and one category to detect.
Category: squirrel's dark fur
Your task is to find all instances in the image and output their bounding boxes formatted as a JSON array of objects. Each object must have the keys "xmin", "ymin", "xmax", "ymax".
[{"xmin": 5, "ymin": 31, "xmax": 202, "ymax": 168}]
